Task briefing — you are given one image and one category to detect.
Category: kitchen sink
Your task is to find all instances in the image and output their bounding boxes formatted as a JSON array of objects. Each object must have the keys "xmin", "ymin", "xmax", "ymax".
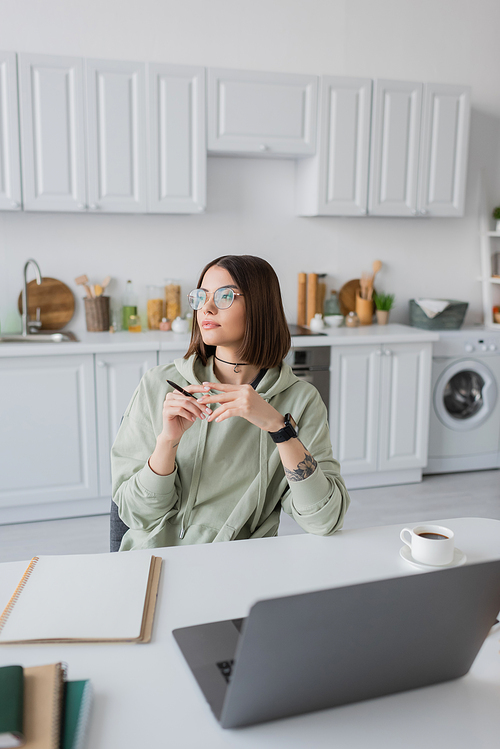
[{"xmin": 0, "ymin": 332, "xmax": 79, "ymax": 343}]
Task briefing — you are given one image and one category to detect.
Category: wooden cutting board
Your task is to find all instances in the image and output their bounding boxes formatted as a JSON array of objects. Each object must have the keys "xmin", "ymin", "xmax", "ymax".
[
  {"xmin": 18, "ymin": 277, "xmax": 75, "ymax": 330},
  {"xmin": 338, "ymin": 279, "xmax": 361, "ymax": 316}
]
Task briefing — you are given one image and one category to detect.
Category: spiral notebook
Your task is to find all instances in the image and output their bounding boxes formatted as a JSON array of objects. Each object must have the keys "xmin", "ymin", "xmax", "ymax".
[
  {"xmin": 0, "ymin": 553, "xmax": 162, "ymax": 645},
  {"xmin": 24, "ymin": 663, "xmax": 66, "ymax": 749}
]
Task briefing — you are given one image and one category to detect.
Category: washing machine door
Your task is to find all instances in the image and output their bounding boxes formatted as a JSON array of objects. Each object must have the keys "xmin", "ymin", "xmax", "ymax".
[{"xmin": 434, "ymin": 359, "xmax": 497, "ymax": 431}]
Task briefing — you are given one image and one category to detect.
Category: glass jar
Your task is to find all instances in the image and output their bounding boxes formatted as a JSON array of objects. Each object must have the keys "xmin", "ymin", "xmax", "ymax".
[
  {"xmin": 122, "ymin": 280, "xmax": 138, "ymax": 330},
  {"xmin": 128, "ymin": 314, "xmax": 142, "ymax": 333},
  {"xmin": 324, "ymin": 290, "xmax": 341, "ymax": 316},
  {"xmin": 345, "ymin": 311, "xmax": 360, "ymax": 328},
  {"xmin": 164, "ymin": 279, "xmax": 181, "ymax": 322},
  {"xmin": 147, "ymin": 285, "xmax": 164, "ymax": 330}
]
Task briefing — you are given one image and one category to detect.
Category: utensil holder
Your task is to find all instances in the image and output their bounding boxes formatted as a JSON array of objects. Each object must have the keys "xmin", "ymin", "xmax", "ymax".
[
  {"xmin": 355, "ymin": 292, "xmax": 374, "ymax": 325},
  {"xmin": 84, "ymin": 296, "xmax": 110, "ymax": 332}
]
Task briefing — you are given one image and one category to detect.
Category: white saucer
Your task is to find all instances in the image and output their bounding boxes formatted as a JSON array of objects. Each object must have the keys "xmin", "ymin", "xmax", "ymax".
[{"xmin": 399, "ymin": 545, "xmax": 467, "ymax": 570}]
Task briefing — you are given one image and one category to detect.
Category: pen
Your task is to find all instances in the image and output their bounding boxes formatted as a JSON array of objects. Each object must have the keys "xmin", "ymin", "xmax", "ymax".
[{"xmin": 166, "ymin": 379, "xmax": 199, "ymax": 399}]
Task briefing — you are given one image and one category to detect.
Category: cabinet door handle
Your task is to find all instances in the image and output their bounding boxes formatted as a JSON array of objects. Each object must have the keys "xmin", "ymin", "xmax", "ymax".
[
  {"xmin": 384, "ymin": 349, "xmax": 392, "ymax": 356},
  {"xmin": 11, "ymin": 201, "xmax": 20, "ymax": 209},
  {"xmin": 259, "ymin": 144, "xmax": 269, "ymax": 151},
  {"xmin": 375, "ymin": 349, "xmax": 382, "ymax": 355},
  {"xmin": 89, "ymin": 203, "xmax": 101, "ymax": 210},
  {"xmin": 96, "ymin": 360, "xmax": 106, "ymax": 368}
]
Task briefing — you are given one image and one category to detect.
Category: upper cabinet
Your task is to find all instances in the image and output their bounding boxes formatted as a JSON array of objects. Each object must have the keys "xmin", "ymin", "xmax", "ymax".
[
  {"xmin": 368, "ymin": 79, "xmax": 423, "ymax": 217},
  {"xmin": 19, "ymin": 54, "xmax": 87, "ymax": 212},
  {"xmin": 296, "ymin": 76, "xmax": 372, "ymax": 216},
  {"xmin": 0, "ymin": 50, "xmax": 473, "ymax": 217},
  {"xmin": 368, "ymin": 79, "xmax": 471, "ymax": 217},
  {"xmin": 148, "ymin": 64, "xmax": 206, "ymax": 213},
  {"xmin": 417, "ymin": 83, "xmax": 471, "ymax": 217},
  {"xmin": 15, "ymin": 53, "xmax": 206, "ymax": 214},
  {"xmin": 207, "ymin": 68, "xmax": 318, "ymax": 157},
  {"xmin": 0, "ymin": 52, "xmax": 22, "ymax": 211},
  {"xmin": 86, "ymin": 59, "xmax": 147, "ymax": 213}
]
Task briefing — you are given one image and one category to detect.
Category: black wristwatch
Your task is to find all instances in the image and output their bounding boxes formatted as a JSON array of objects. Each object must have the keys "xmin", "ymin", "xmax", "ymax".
[{"xmin": 268, "ymin": 413, "xmax": 298, "ymax": 443}]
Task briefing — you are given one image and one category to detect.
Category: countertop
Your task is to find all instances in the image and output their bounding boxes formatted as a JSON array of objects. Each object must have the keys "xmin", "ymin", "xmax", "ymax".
[{"xmin": 0, "ymin": 324, "xmax": 439, "ymax": 358}]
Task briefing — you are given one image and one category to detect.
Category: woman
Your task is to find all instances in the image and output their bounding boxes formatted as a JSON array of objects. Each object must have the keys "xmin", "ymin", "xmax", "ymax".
[{"xmin": 112, "ymin": 255, "xmax": 350, "ymax": 550}]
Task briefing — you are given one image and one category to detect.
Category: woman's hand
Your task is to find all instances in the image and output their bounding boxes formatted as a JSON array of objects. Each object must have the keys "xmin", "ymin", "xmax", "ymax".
[
  {"xmin": 160, "ymin": 384, "xmax": 212, "ymax": 442},
  {"xmin": 198, "ymin": 382, "xmax": 285, "ymax": 432}
]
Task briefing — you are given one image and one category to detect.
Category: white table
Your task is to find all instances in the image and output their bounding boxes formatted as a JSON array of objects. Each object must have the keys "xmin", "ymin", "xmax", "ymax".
[{"xmin": 1, "ymin": 517, "xmax": 500, "ymax": 748}]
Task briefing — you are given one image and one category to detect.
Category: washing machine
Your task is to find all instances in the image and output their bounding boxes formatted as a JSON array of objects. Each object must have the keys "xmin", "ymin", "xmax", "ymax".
[{"xmin": 424, "ymin": 328, "xmax": 500, "ymax": 474}]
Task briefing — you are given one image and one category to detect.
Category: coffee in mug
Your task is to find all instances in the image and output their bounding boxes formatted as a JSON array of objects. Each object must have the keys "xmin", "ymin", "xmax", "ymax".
[{"xmin": 400, "ymin": 524, "xmax": 455, "ymax": 566}]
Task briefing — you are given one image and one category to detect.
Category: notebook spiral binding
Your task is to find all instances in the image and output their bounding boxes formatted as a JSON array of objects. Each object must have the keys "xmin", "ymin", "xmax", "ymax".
[{"xmin": 0, "ymin": 556, "xmax": 39, "ymax": 635}]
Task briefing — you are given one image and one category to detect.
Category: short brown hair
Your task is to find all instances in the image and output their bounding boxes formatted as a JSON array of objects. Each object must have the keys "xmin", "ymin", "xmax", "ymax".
[{"xmin": 185, "ymin": 255, "xmax": 291, "ymax": 369}]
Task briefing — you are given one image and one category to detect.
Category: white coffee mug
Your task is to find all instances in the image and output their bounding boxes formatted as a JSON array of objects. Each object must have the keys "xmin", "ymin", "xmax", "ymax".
[{"xmin": 400, "ymin": 524, "xmax": 455, "ymax": 566}]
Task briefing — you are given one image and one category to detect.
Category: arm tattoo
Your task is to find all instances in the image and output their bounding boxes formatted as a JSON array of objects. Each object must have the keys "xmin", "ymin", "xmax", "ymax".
[{"xmin": 284, "ymin": 451, "xmax": 318, "ymax": 482}]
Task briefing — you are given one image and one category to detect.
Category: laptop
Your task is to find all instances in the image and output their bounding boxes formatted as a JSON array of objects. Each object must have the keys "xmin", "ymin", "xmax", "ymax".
[{"xmin": 173, "ymin": 559, "xmax": 500, "ymax": 728}]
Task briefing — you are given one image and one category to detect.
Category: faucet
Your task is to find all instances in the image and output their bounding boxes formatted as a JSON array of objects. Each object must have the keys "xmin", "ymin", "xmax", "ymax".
[{"xmin": 22, "ymin": 259, "xmax": 42, "ymax": 336}]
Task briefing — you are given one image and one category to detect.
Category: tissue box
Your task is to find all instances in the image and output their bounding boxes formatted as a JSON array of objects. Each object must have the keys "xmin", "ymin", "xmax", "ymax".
[{"xmin": 409, "ymin": 299, "xmax": 468, "ymax": 330}]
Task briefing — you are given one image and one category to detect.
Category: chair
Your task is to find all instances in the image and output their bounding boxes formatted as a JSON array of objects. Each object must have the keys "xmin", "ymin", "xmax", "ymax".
[{"xmin": 110, "ymin": 500, "xmax": 130, "ymax": 552}]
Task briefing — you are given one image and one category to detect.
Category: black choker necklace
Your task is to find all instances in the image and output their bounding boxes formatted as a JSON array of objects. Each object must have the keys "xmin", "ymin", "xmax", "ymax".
[{"xmin": 214, "ymin": 354, "xmax": 249, "ymax": 373}]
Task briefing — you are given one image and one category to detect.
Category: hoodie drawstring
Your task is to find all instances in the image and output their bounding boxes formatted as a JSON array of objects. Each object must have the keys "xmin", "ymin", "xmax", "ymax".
[
  {"xmin": 250, "ymin": 426, "xmax": 268, "ymax": 534},
  {"xmin": 179, "ymin": 416, "xmax": 209, "ymax": 539}
]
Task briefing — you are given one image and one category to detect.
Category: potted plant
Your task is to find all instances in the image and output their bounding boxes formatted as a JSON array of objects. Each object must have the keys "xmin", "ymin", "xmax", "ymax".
[
  {"xmin": 373, "ymin": 292, "xmax": 395, "ymax": 325},
  {"xmin": 493, "ymin": 207, "xmax": 500, "ymax": 233}
]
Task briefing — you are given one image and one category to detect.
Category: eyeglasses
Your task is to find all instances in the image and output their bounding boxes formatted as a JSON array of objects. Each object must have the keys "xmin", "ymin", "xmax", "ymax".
[{"xmin": 187, "ymin": 287, "xmax": 244, "ymax": 311}]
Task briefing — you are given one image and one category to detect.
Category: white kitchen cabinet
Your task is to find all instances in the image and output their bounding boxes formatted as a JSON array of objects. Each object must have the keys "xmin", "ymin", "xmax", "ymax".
[
  {"xmin": 0, "ymin": 355, "xmax": 98, "ymax": 508},
  {"xmin": 330, "ymin": 342, "xmax": 433, "ymax": 486},
  {"xmin": 329, "ymin": 345, "xmax": 381, "ymax": 474},
  {"xmin": 417, "ymin": 83, "xmax": 471, "ymax": 217},
  {"xmin": 18, "ymin": 53, "xmax": 87, "ymax": 212},
  {"xmin": 296, "ymin": 76, "xmax": 372, "ymax": 216},
  {"xmin": 95, "ymin": 351, "xmax": 158, "ymax": 496},
  {"xmin": 207, "ymin": 68, "xmax": 317, "ymax": 157},
  {"xmin": 148, "ymin": 64, "xmax": 206, "ymax": 214},
  {"xmin": 86, "ymin": 59, "xmax": 148, "ymax": 213},
  {"xmin": 368, "ymin": 79, "xmax": 423, "ymax": 217},
  {"xmin": 368, "ymin": 79, "xmax": 471, "ymax": 218},
  {"xmin": 0, "ymin": 52, "xmax": 22, "ymax": 211},
  {"xmin": 378, "ymin": 343, "xmax": 432, "ymax": 470}
]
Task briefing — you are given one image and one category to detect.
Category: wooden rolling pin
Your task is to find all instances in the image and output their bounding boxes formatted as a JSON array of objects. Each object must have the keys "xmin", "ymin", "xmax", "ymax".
[
  {"xmin": 317, "ymin": 280, "xmax": 326, "ymax": 315},
  {"xmin": 297, "ymin": 273, "xmax": 307, "ymax": 326},
  {"xmin": 307, "ymin": 273, "xmax": 318, "ymax": 326}
]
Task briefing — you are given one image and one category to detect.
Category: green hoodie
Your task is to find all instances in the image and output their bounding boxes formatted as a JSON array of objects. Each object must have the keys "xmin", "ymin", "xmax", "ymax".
[{"xmin": 111, "ymin": 354, "xmax": 350, "ymax": 550}]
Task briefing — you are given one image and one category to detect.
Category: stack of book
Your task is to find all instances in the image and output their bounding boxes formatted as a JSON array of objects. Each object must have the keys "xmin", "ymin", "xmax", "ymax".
[
  {"xmin": 0, "ymin": 552, "xmax": 163, "ymax": 748},
  {"xmin": 0, "ymin": 663, "xmax": 92, "ymax": 749}
]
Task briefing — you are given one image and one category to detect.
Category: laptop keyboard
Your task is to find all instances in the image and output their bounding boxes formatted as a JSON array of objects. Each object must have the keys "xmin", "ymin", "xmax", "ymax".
[{"xmin": 216, "ymin": 660, "xmax": 234, "ymax": 683}]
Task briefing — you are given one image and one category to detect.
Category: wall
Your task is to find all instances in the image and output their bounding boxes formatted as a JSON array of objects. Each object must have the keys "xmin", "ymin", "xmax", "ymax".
[{"xmin": 1, "ymin": 0, "xmax": 500, "ymax": 333}]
